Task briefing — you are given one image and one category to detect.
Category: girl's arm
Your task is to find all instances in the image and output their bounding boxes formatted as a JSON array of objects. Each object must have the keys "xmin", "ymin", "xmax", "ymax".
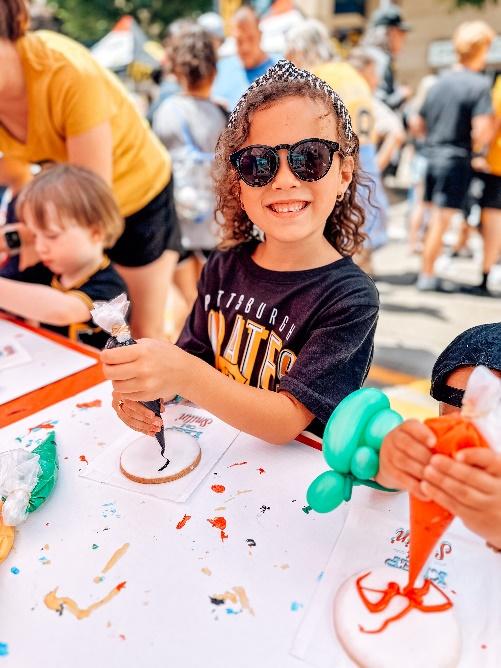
[
  {"xmin": 102, "ymin": 339, "xmax": 314, "ymax": 444},
  {"xmin": 0, "ymin": 278, "xmax": 90, "ymax": 325}
]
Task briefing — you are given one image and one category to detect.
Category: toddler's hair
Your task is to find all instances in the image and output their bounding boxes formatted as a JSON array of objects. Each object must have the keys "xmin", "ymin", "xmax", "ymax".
[
  {"xmin": 16, "ymin": 164, "xmax": 124, "ymax": 248},
  {"xmin": 214, "ymin": 60, "xmax": 366, "ymax": 255}
]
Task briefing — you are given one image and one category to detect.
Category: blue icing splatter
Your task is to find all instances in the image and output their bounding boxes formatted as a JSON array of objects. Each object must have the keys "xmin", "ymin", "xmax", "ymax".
[
  {"xmin": 10, "ymin": 567, "xmax": 19, "ymax": 575},
  {"xmin": 290, "ymin": 601, "xmax": 303, "ymax": 612},
  {"xmin": 0, "ymin": 643, "xmax": 8, "ymax": 656},
  {"xmin": 225, "ymin": 608, "xmax": 242, "ymax": 615}
]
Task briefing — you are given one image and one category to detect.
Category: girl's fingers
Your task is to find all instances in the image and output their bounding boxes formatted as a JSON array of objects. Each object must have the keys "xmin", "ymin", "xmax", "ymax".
[
  {"xmin": 393, "ymin": 470, "xmax": 428, "ymax": 500},
  {"xmin": 423, "ymin": 463, "xmax": 490, "ymax": 509},
  {"xmin": 429, "ymin": 454, "xmax": 497, "ymax": 494},
  {"xmin": 456, "ymin": 448, "xmax": 501, "ymax": 475},
  {"xmin": 392, "ymin": 433, "xmax": 433, "ymax": 466},
  {"xmin": 399, "ymin": 420, "xmax": 436, "ymax": 447},
  {"xmin": 102, "ymin": 361, "xmax": 141, "ymax": 382},
  {"xmin": 101, "ymin": 346, "xmax": 140, "ymax": 365},
  {"xmin": 420, "ymin": 480, "xmax": 464, "ymax": 515},
  {"xmin": 391, "ymin": 449, "xmax": 427, "ymax": 481},
  {"xmin": 111, "ymin": 396, "xmax": 161, "ymax": 434}
]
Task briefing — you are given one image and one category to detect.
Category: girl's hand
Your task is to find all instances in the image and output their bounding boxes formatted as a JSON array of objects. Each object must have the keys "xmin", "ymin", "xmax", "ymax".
[
  {"xmin": 112, "ymin": 391, "xmax": 162, "ymax": 436},
  {"xmin": 376, "ymin": 420, "xmax": 436, "ymax": 500},
  {"xmin": 101, "ymin": 338, "xmax": 191, "ymax": 401},
  {"xmin": 421, "ymin": 448, "xmax": 501, "ymax": 549}
]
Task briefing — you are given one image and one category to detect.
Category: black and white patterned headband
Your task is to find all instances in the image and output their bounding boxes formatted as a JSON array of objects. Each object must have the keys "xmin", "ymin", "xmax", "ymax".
[{"xmin": 228, "ymin": 59, "xmax": 357, "ymax": 153}]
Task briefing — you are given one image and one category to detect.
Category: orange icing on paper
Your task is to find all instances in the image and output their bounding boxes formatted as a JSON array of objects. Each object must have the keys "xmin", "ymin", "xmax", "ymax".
[{"xmin": 356, "ymin": 572, "xmax": 452, "ymax": 633}]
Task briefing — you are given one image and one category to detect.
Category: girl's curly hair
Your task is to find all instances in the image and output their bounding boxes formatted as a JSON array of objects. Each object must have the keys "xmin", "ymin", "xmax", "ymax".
[{"xmin": 214, "ymin": 78, "xmax": 368, "ymax": 256}]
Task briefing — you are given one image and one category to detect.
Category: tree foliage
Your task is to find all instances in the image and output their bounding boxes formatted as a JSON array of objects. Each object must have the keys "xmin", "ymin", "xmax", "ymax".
[
  {"xmin": 47, "ymin": 0, "xmax": 212, "ymax": 44},
  {"xmin": 453, "ymin": 0, "xmax": 498, "ymax": 7}
]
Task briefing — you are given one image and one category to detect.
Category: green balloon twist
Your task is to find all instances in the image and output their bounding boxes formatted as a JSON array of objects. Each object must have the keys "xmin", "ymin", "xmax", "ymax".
[{"xmin": 306, "ymin": 389, "xmax": 402, "ymax": 513}]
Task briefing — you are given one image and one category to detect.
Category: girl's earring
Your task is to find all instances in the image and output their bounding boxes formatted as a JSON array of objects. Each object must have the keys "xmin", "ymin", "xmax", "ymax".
[{"xmin": 336, "ymin": 191, "xmax": 345, "ymax": 202}]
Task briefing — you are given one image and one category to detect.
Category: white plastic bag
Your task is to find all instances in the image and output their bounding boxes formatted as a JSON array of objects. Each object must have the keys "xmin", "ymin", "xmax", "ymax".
[
  {"xmin": 0, "ymin": 449, "xmax": 40, "ymax": 526},
  {"xmin": 462, "ymin": 366, "xmax": 501, "ymax": 452}
]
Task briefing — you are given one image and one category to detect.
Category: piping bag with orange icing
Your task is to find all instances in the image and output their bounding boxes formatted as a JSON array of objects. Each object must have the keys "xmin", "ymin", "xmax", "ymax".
[
  {"xmin": 91, "ymin": 294, "xmax": 166, "ymax": 456},
  {"xmin": 407, "ymin": 366, "xmax": 501, "ymax": 590}
]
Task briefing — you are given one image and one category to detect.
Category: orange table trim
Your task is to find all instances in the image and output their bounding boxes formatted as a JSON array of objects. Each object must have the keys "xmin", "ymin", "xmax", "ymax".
[{"xmin": 0, "ymin": 317, "xmax": 105, "ymax": 428}]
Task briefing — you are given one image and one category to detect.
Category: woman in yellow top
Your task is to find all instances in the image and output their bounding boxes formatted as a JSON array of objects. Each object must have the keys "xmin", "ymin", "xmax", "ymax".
[{"xmin": 0, "ymin": 0, "xmax": 180, "ymax": 338}]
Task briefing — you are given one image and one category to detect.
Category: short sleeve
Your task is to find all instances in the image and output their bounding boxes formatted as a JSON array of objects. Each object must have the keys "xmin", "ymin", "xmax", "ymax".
[
  {"xmin": 279, "ymin": 304, "xmax": 379, "ymax": 425},
  {"xmin": 66, "ymin": 266, "xmax": 127, "ymax": 310},
  {"xmin": 176, "ymin": 263, "xmax": 215, "ymax": 365},
  {"xmin": 50, "ymin": 63, "xmax": 112, "ymax": 137},
  {"xmin": 472, "ymin": 82, "xmax": 493, "ymax": 117}
]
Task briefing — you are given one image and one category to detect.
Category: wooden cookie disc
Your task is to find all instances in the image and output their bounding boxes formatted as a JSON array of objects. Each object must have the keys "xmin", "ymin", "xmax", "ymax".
[
  {"xmin": 120, "ymin": 431, "xmax": 201, "ymax": 484},
  {"xmin": 333, "ymin": 567, "xmax": 460, "ymax": 668}
]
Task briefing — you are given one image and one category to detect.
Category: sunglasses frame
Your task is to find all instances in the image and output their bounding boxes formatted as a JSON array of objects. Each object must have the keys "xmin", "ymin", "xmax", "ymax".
[{"xmin": 229, "ymin": 138, "xmax": 344, "ymax": 187}]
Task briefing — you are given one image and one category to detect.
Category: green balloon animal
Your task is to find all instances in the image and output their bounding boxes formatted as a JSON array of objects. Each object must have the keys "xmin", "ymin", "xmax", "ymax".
[{"xmin": 306, "ymin": 388, "xmax": 403, "ymax": 513}]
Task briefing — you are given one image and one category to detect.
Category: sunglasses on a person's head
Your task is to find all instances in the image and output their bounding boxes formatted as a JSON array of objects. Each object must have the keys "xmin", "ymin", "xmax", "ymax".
[{"xmin": 229, "ymin": 138, "xmax": 344, "ymax": 187}]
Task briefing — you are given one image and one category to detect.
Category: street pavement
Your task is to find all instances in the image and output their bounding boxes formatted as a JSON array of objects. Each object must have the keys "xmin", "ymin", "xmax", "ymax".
[{"xmin": 370, "ymin": 200, "xmax": 501, "ymax": 385}]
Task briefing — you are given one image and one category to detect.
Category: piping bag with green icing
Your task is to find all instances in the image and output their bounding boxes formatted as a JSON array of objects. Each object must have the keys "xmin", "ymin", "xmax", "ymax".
[
  {"xmin": 91, "ymin": 293, "xmax": 166, "ymax": 458},
  {"xmin": 0, "ymin": 431, "xmax": 59, "ymax": 526}
]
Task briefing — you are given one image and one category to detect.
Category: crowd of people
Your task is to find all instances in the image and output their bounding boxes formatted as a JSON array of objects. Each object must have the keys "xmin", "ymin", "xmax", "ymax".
[{"xmin": 0, "ymin": 1, "xmax": 500, "ymax": 549}]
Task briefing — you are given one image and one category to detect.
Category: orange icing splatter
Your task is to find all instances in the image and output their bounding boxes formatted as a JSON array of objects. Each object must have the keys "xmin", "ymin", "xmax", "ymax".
[
  {"xmin": 211, "ymin": 485, "xmax": 226, "ymax": 494},
  {"xmin": 207, "ymin": 516, "xmax": 228, "ymax": 541},
  {"xmin": 176, "ymin": 514, "xmax": 191, "ymax": 530},
  {"xmin": 76, "ymin": 400, "xmax": 102, "ymax": 408}
]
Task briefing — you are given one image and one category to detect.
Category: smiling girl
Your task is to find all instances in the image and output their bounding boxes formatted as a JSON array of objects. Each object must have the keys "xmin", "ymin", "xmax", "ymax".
[{"xmin": 103, "ymin": 60, "xmax": 380, "ymax": 444}]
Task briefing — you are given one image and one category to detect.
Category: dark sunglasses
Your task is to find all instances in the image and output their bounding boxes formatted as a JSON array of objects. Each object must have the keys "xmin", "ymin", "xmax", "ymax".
[{"xmin": 230, "ymin": 138, "xmax": 344, "ymax": 187}]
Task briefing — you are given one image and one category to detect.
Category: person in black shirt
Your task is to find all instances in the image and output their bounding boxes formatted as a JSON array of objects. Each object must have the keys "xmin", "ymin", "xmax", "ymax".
[
  {"xmin": 102, "ymin": 61, "xmax": 379, "ymax": 445},
  {"xmin": 413, "ymin": 21, "xmax": 495, "ymax": 291},
  {"xmin": 0, "ymin": 164, "xmax": 127, "ymax": 349}
]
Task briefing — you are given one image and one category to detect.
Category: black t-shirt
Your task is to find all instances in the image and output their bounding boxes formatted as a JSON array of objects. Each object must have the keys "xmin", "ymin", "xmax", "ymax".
[
  {"xmin": 14, "ymin": 257, "xmax": 127, "ymax": 349},
  {"xmin": 177, "ymin": 241, "xmax": 379, "ymax": 437},
  {"xmin": 419, "ymin": 68, "xmax": 492, "ymax": 158}
]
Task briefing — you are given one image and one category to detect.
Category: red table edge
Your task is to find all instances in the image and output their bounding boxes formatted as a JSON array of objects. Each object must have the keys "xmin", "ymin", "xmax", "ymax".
[{"xmin": 0, "ymin": 316, "xmax": 105, "ymax": 428}]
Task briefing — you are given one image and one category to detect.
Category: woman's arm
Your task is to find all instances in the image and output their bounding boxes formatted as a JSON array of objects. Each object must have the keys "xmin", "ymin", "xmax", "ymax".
[
  {"xmin": 66, "ymin": 121, "xmax": 113, "ymax": 185},
  {"xmin": 101, "ymin": 339, "xmax": 314, "ymax": 444},
  {"xmin": 0, "ymin": 278, "xmax": 90, "ymax": 325}
]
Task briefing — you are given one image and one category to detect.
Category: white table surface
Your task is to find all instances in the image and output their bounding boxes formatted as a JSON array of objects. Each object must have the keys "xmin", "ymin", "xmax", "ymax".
[{"xmin": 0, "ymin": 381, "xmax": 350, "ymax": 668}]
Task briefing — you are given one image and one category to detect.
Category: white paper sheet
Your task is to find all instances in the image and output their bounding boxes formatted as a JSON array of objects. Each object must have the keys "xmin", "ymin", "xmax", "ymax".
[
  {"xmin": 80, "ymin": 399, "xmax": 241, "ymax": 502},
  {"xmin": 0, "ymin": 320, "xmax": 97, "ymax": 405},
  {"xmin": 291, "ymin": 505, "xmax": 501, "ymax": 668}
]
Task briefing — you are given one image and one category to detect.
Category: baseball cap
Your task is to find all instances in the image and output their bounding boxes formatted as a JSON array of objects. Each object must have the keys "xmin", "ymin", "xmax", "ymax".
[
  {"xmin": 431, "ymin": 323, "xmax": 501, "ymax": 407},
  {"xmin": 371, "ymin": 7, "xmax": 411, "ymax": 32}
]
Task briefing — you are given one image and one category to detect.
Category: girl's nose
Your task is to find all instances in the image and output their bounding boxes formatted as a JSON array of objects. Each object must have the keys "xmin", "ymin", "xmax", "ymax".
[{"xmin": 271, "ymin": 150, "xmax": 301, "ymax": 190}]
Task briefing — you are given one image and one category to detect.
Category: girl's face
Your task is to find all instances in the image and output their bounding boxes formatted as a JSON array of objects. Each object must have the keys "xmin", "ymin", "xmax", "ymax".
[
  {"xmin": 22, "ymin": 204, "xmax": 103, "ymax": 277},
  {"xmin": 238, "ymin": 96, "xmax": 354, "ymax": 248}
]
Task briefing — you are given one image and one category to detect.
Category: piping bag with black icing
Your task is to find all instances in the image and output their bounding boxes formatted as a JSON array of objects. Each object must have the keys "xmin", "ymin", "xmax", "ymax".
[{"xmin": 91, "ymin": 293, "xmax": 166, "ymax": 456}]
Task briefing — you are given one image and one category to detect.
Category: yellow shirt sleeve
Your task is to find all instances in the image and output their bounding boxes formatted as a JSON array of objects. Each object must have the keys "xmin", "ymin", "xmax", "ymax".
[{"xmin": 50, "ymin": 62, "xmax": 112, "ymax": 137}]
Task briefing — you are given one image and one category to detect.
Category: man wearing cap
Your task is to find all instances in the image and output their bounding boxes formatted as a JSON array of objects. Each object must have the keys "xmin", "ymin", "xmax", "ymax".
[
  {"xmin": 376, "ymin": 322, "xmax": 501, "ymax": 551},
  {"xmin": 362, "ymin": 6, "xmax": 412, "ymax": 111}
]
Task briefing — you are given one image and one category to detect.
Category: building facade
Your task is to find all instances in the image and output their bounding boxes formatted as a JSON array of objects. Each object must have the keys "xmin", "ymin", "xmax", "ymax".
[{"xmin": 296, "ymin": 0, "xmax": 501, "ymax": 88}]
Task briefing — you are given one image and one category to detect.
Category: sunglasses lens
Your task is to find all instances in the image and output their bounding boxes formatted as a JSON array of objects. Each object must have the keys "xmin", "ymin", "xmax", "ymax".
[
  {"xmin": 290, "ymin": 141, "xmax": 332, "ymax": 181},
  {"xmin": 238, "ymin": 147, "xmax": 277, "ymax": 186}
]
